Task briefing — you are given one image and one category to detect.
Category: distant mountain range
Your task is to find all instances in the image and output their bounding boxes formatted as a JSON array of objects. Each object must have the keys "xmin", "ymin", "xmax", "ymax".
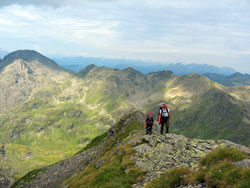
[
  {"xmin": 0, "ymin": 50, "xmax": 250, "ymax": 184},
  {"xmin": 53, "ymin": 56, "xmax": 250, "ymax": 87},
  {"xmin": 1, "ymin": 51, "xmax": 239, "ymax": 76},
  {"xmin": 204, "ymin": 72, "xmax": 250, "ymax": 86},
  {"xmin": 53, "ymin": 56, "xmax": 236, "ymax": 75}
]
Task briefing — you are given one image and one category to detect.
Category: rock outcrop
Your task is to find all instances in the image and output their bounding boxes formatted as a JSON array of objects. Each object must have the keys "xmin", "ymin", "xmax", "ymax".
[
  {"xmin": 0, "ymin": 171, "xmax": 13, "ymax": 188},
  {"xmin": 11, "ymin": 111, "xmax": 250, "ymax": 188},
  {"xmin": 0, "ymin": 174, "xmax": 10, "ymax": 188},
  {"xmin": 1, "ymin": 51, "xmax": 250, "ymax": 187},
  {"xmin": 0, "ymin": 146, "xmax": 5, "ymax": 157},
  {"xmin": 126, "ymin": 132, "xmax": 250, "ymax": 187},
  {"xmin": 233, "ymin": 159, "xmax": 250, "ymax": 169},
  {"xmin": 11, "ymin": 146, "xmax": 102, "ymax": 188}
]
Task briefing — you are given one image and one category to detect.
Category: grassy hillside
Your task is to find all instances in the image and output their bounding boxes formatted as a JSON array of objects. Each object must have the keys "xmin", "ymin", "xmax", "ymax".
[
  {"xmin": 171, "ymin": 87, "xmax": 250, "ymax": 144},
  {"xmin": 0, "ymin": 50, "xmax": 249, "ymax": 181},
  {"xmin": 11, "ymin": 112, "xmax": 250, "ymax": 188}
]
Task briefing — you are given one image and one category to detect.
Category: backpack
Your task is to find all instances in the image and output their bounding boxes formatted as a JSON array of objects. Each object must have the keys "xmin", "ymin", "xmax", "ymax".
[
  {"xmin": 146, "ymin": 115, "xmax": 154, "ymax": 125},
  {"xmin": 161, "ymin": 108, "xmax": 169, "ymax": 118}
]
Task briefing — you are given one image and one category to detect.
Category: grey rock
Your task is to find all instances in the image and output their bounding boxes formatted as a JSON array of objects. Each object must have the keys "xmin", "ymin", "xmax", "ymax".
[
  {"xmin": 0, "ymin": 174, "xmax": 10, "ymax": 188},
  {"xmin": 177, "ymin": 183, "xmax": 207, "ymax": 188},
  {"xmin": 124, "ymin": 169, "xmax": 130, "ymax": 174},
  {"xmin": 11, "ymin": 111, "xmax": 250, "ymax": 188},
  {"xmin": 95, "ymin": 160, "xmax": 103, "ymax": 169},
  {"xmin": 131, "ymin": 134, "xmax": 250, "ymax": 188},
  {"xmin": 12, "ymin": 145, "xmax": 104, "ymax": 188},
  {"xmin": 0, "ymin": 146, "xmax": 5, "ymax": 157},
  {"xmin": 233, "ymin": 159, "xmax": 250, "ymax": 169},
  {"xmin": 114, "ymin": 149, "xmax": 120, "ymax": 155}
]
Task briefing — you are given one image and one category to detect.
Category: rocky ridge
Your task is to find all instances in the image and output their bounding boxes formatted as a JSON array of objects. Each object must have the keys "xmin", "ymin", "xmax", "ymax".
[
  {"xmin": 10, "ymin": 111, "xmax": 145, "ymax": 188},
  {"xmin": 11, "ymin": 112, "xmax": 250, "ymax": 188},
  {"xmin": 1, "ymin": 50, "xmax": 250, "ymax": 185},
  {"xmin": 128, "ymin": 133, "xmax": 250, "ymax": 187}
]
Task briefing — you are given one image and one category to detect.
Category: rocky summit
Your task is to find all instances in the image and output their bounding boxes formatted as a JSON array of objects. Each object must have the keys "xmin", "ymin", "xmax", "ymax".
[{"xmin": 10, "ymin": 111, "xmax": 250, "ymax": 188}]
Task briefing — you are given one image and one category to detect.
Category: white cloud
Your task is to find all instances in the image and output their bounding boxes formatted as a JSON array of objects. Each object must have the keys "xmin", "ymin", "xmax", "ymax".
[
  {"xmin": 0, "ymin": 0, "xmax": 114, "ymax": 8},
  {"xmin": 0, "ymin": 0, "xmax": 250, "ymax": 73}
]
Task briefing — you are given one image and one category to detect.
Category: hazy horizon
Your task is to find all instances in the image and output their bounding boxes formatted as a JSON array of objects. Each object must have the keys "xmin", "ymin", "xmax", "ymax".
[
  {"xmin": 0, "ymin": 49, "xmax": 246, "ymax": 74},
  {"xmin": 0, "ymin": 0, "xmax": 250, "ymax": 73}
]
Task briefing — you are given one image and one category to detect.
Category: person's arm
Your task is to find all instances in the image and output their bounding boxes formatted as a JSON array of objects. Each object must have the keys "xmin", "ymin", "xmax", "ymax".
[
  {"xmin": 152, "ymin": 118, "xmax": 154, "ymax": 128},
  {"xmin": 158, "ymin": 109, "xmax": 161, "ymax": 122},
  {"xmin": 144, "ymin": 120, "xmax": 146, "ymax": 128},
  {"xmin": 169, "ymin": 110, "xmax": 174, "ymax": 121}
]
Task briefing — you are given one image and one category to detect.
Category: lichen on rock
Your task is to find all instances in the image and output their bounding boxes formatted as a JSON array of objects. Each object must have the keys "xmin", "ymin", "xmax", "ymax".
[{"xmin": 126, "ymin": 132, "xmax": 250, "ymax": 187}]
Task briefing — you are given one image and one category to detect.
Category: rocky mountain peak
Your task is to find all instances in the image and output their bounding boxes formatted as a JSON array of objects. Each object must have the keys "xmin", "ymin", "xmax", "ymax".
[
  {"xmin": 0, "ymin": 50, "xmax": 71, "ymax": 114},
  {"xmin": 230, "ymin": 72, "xmax": 250, "ymax": 79},
  {"xmin": 122, "ymin": 67, "xmax": 144, "ymax": 76},
  {"xmin": 0, "ymin": 50, "xmax": 63, "ymax": 72},
  {"xmin": 77, "ymin": 64, "xmax": 97, "ymax": 78}
]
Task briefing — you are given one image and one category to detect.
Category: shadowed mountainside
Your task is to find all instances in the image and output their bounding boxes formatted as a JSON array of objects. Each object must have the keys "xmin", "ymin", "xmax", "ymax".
[
  {"xmin": 0, "ymin": 50, "xmax": 249, "ymax": 182},
  {"xmin": 204, "ymin": 72, "xmax": 250, "ymax": 86}
]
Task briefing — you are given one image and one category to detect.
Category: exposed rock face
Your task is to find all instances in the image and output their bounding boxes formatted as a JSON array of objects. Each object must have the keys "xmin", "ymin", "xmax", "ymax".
[
  {"xmin": 1, "ymin": 51, "xmax": 250, "ymax": 186},
  {"xmin": 0, "ymin": 146, "xmax": 5, "ymax": 157},
  {"xmin": 11, "ymin": 146, "xmax": 103, "ymax": 188},
  {"xmin": 233, "ymin": 159, "xmax": 250, "ymax": 169},
  {"xmin": 0, "ymin": 50, "xmax": 71, "ymax": 114},
  {"xmin": 177, "ymin": 184, "xmax": 207, "ymax": 188},
  {"xmin": 0, "ymin": 174, "xmax": 10, "ymax": 188},
  {"xmin": 11, "ymin": 111, "xmax": 250, "ymax": 188},
  {"xmin": 127, "ymin": 132, "xmax": 250, "ymax": 187}
]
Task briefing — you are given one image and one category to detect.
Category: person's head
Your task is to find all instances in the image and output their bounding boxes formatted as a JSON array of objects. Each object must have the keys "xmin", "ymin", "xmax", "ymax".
[
  {"xmin": 162, "ymin": 104, "xmax": 167, "ymax": 109},
  {"xmin": 148, "ymin": 112, "xmax": 152, "ymax": 117}
]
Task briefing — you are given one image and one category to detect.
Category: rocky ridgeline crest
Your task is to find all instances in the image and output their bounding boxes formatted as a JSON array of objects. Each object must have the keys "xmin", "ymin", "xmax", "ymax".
[
  {"xmin": 10, "ymin": 111, "xmax": 145, "ymax": 188},
  {"xmin": 127, "ymin": 133, "xmax": 250, "ymax": 187},
  {"xmin": 1, "ymin": 50, "xmax": 250, "ymax": 182},
  {"xmin": 10, "ymin": 112, "xmax": 250, "ymax": 188}
]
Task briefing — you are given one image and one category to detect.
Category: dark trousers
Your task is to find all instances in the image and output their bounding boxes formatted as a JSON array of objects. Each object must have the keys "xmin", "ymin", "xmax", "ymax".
[
  {"xmin": 160, "ymin": 117, "xmax": 169, "ymax": 134},
  {"xmin": 146, "ymin": 124, "xmax": 153, "ymax": 135}
]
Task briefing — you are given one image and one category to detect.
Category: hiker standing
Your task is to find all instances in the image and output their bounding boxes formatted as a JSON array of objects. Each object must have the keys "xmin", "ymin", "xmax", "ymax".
[
  {"xmin": 158, "ymin": 104, "xmax": 174, "ymax": 134},
  {"xmin": 144, "ymin": 112, "xmax": 154, "ymax": 135}
]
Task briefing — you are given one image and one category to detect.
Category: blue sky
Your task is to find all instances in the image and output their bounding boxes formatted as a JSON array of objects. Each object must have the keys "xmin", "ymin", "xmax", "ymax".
[{"xmin": 0, "ymin": 0, "xmax": 250, "ymax": 73}]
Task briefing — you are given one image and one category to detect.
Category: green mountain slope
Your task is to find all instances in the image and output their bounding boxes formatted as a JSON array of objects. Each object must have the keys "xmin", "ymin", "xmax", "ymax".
[
  {"xmin": 0, "ymin": 50, "xmax": 249, "ymax": 182},
  {"xmin": 11, "ymin": 112, "xmax": 250, "ymax": 188},
  {"xmin": 172, "ymin": 87, "xmax": 250, "ymax": 143}
]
